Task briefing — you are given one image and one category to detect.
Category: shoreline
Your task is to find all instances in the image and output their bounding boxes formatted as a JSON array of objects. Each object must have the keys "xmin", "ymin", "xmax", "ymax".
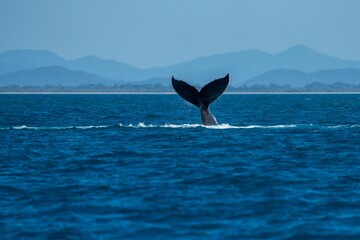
[{"xmin": 0, "ymin": 91, "xmax": 360, "ymax": 95}]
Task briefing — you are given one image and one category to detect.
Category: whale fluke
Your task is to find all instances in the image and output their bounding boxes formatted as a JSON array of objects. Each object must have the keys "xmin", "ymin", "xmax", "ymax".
[
  {"xmin": 171, "ymin": 77, "xmax": 201, "ymax": 107},
  {"xmin": 172, "ymin": 74, "xmax": 230, "ymax": 125}
]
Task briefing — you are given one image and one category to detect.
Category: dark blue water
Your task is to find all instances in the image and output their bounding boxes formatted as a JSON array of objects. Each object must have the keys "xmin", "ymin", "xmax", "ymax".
[{"xmin": 1, "ymin": 94, "xmax": 360, "ymax": 239}]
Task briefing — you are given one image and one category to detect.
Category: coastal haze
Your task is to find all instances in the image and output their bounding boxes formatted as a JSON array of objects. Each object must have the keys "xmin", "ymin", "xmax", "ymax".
[
  {"xmin": 0, "ymin": 0, "xmax": 360, "ymax": 91},
  {"xmin": 1, "ymin": 0, "xmax": 360, "ymax": 68},
  {"xmin": 1, "ymin": 45, "xmax": 360, "ymax": 90}
]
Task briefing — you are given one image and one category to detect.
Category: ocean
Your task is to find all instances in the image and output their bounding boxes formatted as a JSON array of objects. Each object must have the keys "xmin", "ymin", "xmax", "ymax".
[{"xmin": 1, "ymin": 94, "xmax": 360, "ymax": 239}]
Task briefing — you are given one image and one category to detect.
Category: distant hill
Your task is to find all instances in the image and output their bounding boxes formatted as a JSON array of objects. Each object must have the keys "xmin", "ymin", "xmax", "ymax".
[
  {"xmin": 64, "ymin": 56, "xmax": 141, "ymax": 82},
  {"xmin": 0, "ymin": 49, "xmax": 141, "ymax": 81},
  {"xmin": 0, "ymin": 49, "xmax": 66, "ymax": 74},
  {"xmin": 244, "ymin": 68, "xmax": 360, "ymax": 87},
  {"xmin": 311, "ymin": 68, "xmax": 360, "ymax": 85},
  {"xmin": 154, "ymin": 44, "xmax": 360, "ymax": 85},
  {"xmin": 243, "ymin": 69, "xmax": 312, "ymax": 87},
  {"xmin": 0, "ymin": 49, "xmax": 65, "ymax": 66},
  {"xmin": 0, "ymin": 66, "xmax": 116, "ymax": 86},
  {"xmin": 1, "ymin": 45, "xmax": 360, "ymax": 86}
]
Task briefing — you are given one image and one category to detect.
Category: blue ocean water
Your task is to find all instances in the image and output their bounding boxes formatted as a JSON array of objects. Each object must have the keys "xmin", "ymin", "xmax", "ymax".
[{"xmin": 1, "ymin": 94, "xmax": 360, "ymax": 239}]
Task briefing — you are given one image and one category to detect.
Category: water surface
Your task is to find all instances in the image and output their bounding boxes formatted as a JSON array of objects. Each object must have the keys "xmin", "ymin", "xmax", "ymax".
[{"xmin": 1, "ymin": 94, "xmax": 360, "ymax": 239}]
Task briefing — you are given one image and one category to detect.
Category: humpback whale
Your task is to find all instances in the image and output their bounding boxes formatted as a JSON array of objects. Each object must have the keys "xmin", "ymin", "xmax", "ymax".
[{"xmin": 172, "ymin": 74, "xmax": 230, "ymax": 126}]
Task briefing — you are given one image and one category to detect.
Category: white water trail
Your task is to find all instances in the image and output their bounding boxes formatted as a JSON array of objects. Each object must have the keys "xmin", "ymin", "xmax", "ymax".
[{"xmin": 2, "ymin": 123, "xmax": 359, "ymax": 130}]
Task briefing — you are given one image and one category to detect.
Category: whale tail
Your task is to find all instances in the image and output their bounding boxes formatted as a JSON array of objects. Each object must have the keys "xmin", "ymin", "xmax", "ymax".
[
  {"xmin": 171, "ymin": 74, "xmax": 229, "ymax": 109},
  {"xmin": 171, "ymin": 74, "xmax": 230, "ymax": 125}
]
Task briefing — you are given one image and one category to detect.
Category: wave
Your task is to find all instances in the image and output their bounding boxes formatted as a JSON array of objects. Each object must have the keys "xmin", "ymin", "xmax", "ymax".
[
  {"xmin": 2, "ymin": 125, "xmax": 110, "ymax": 130},
  {"xmin": 1, "ymin": 123, "xmax": 359, "ymax": 131}
]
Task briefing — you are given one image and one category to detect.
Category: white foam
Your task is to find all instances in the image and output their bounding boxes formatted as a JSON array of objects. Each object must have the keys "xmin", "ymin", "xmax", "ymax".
[
  {"xmin": 39, "ymin": 126, "xmax": 74, "ymax": 130},
  {"xmin": 204, "ymin": 124, "xmax": 244, "ymax": 129},
  {"xmin": 264, "ymin": 124, "xmax": 297, "ymax": 129},
  {"xmin": 12, "ymin": 125, "xmax": 38, "ymax": 130},
  {"xmin": 123, "ymin": 122, "xmax": 154, "ymax": 128},
  {"xmin": 138, "ymin": 122, "xmax": 154, "ymax": 128},
  {"xmin": 120, "ymin": 123, "xmax": 298, "ymax": 129},
  {"xmin": 4, "ymin": 123, "xmax": 358, "ymax": 131},
  {"xmin": 327, "ymin": 125, "xmax": 343, "ymax": 129},
  {"xmin": 76, "ymin": 125, "xmax": 109, "ymax": 129},
  {"xmin": 203, "ymin": 124, "xmax": 298, "ymax": 129},
  {"xmin": 162, "ymin": 123, "xmax": 201, "ymax": 128}
]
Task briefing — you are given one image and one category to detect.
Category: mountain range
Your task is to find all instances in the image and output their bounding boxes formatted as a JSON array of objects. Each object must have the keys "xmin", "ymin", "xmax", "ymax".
[
  {"xmin": 244, "ymin": 68, "xmax": 360, "ymax": 87},
  {"xmin": 0, "ymin": 44, "xmax": 360, "ymax": 87}
]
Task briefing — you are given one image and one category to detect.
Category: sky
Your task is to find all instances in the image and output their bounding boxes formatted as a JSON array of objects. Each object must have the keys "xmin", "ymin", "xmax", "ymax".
[{"xmin": 0, "ymin": 0, "xmax": 360, "ymax": 68}]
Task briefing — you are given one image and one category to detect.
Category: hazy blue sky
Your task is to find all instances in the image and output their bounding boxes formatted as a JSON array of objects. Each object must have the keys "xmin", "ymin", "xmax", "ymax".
[{"xmin": 1, "ymin": 0, "xmax": 359, "ymax": 68}]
